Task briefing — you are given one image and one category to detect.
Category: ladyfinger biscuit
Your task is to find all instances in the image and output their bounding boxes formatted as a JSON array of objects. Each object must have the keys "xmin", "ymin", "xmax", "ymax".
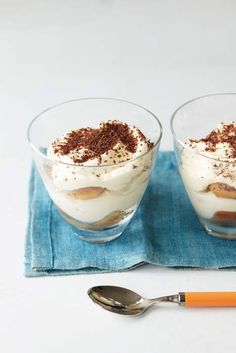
[
  {"xmin": 206, "ymin": 183, "xmax": 236, "ymax": 199},
  {"xmin": 67, "ymin": 187, "xmax": 106, "ymax": 200}
]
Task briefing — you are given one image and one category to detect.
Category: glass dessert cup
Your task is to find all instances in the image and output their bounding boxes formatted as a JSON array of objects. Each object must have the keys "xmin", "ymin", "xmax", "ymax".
[
  {"xmin": 171, "ymin": 93, "xmax": 236, "ymax": 240},
  {"xmin": 27, "ymin": 98, "xmax": 162, "ymax": 243}
]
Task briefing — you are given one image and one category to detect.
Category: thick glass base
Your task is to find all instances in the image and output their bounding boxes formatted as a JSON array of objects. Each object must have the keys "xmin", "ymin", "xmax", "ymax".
[
  {"xmin": 201, "ymin": 219, "xmax": 236, "ymax": 240},
  {"xmin": 58, "ymin": 207, "xmax": 135, "ymax": 243},
  {"xmin": 73, "ymin": 224, "xmax": 127, "ymax": 243}
]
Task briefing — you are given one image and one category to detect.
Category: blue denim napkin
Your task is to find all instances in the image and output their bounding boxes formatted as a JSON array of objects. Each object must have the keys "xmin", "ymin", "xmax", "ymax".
[{"xmin": 25, "ymin": 151, "xmax": 236, "ymax": 277}]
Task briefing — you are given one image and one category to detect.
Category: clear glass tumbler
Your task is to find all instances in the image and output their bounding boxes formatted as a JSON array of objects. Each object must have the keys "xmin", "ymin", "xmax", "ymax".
[
  {"xmin": 171, "ymin": 93, "xmax": 236, "ymax": 240},
  {"xmin": 27, "ymin": 98, "xmax": 162, "ymax": 243}
]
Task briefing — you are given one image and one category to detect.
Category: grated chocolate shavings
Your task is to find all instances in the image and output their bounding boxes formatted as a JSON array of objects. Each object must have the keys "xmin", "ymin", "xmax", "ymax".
[
  {"xmin": 198, "ymin": 123, "xmax": 236, "ymax": 158},
  {"xmin": 52, "ymin": 120, "xmax": 153, "ymax": 164}
]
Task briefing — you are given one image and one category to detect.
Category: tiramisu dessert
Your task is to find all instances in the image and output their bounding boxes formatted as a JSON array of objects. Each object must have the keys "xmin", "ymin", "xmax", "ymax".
[
  {"xmin": 181, "ymin": 122, "xmax": 236, "ymax": 229},
  {"xmin": 45, "ymin": 120, "xmax": 154, "ymax": 230}
]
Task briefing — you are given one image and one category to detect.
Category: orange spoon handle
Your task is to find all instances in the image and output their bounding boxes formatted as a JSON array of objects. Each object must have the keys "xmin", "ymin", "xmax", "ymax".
[{"xmin": 184, "ymin": 292, "xmax": 236, "ymax": 307}]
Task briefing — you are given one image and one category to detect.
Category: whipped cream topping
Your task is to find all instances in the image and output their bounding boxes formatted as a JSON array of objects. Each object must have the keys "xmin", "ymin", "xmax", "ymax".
[
  {"xmin": 182, "ymin": 122, "xmax": 236, "ymax": 190},
  {"xmin": 181, "ymin": 122, "xmax": 236, "ymax": 219},
  {"xmin": 48, "ymin": 120, "xmax": 153, "ymax": 166},
  {"xmin": 47, "ymin": 120, "xmax": 153, "ymax": 191},
  {"xmin": 186, "ymin": 122, "xmax": 236, "ymax": 161}
]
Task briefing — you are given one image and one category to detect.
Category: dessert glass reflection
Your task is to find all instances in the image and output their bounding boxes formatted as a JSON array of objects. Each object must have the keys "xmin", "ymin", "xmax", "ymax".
[
  {"xmin": 27, "ymin": 98, "xmax": 162, "ymax": 242},
  {"xmin": 171, "ymin": 93, "xmax": 236, "ymax": 239}
]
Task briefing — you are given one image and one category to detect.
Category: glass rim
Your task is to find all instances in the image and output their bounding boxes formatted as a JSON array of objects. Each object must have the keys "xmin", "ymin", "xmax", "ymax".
[
  {"xmin": 170, "ymin": 92, "xmax": 236, "ymax": 164},
  {"xmin": 27, "ymin": 97, "xmax": 163, "ymax": 168}
]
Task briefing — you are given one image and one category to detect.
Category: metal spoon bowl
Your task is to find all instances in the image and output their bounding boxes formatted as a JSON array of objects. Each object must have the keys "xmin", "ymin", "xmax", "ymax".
[{"xmin": 88, "ymin": 285, "xmax": 180, "ymax": 316}]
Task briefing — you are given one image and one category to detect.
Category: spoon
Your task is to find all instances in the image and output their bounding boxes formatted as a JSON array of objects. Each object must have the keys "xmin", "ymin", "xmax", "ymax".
[{"xmin": 88, "ymin": 286, "xmax": 236, "ymax": 315}]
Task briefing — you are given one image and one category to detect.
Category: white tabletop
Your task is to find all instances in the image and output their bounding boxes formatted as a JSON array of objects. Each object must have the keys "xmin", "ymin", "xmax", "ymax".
[{"xmin": 1, "ymin": 1, "xmax": 236, "ymax": 352}]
